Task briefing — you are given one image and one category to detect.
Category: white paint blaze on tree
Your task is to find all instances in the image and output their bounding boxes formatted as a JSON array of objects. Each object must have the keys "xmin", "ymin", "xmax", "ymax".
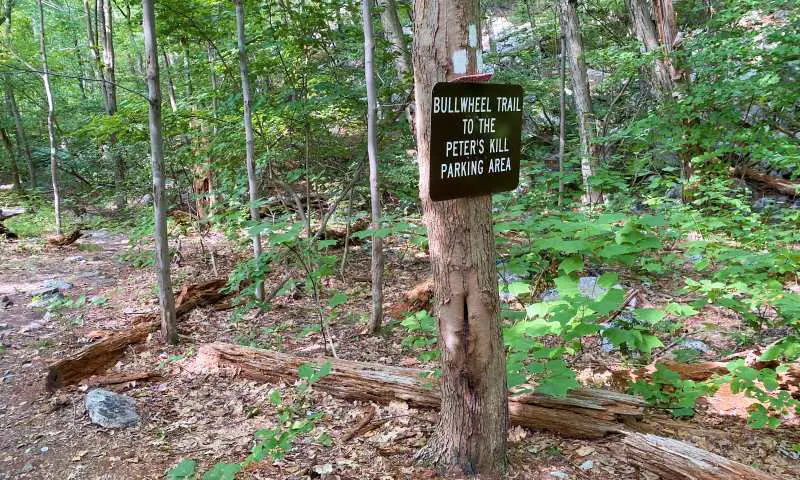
[
  {"xmin": 35, "ymin": 0, "xmax": 62, "ymax": 235},
  {"xmin": 142, "ymin": 0, "xmax": 177, "ymax": 344},
  {"xmin": 362, "ymin": 0, "xmax": 384, "ymax": 333},
  {"xmin": 412, "ymin": 0, "xmax": 507, "ymax": 474},
  {"xmin": 234, "ymin": 0, "xmax": 266, "ymax": 302}
]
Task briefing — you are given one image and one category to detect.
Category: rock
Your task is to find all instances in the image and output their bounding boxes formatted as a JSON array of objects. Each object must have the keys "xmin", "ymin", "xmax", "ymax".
[
  {"xmin": 541, "ymin": 277, "xmax": 617, "ymax": 302},
  {"xmin": 752, "ymin": 196, "xmax": 789, "ymax": 212},
  {"xmin": 1, "ymin": 296, "xmax": 12, "ymax": 308},
  {"xmin": 45, "ymin": 279, "xmax": 72, "ymax": 291},
  {"xmin": 579, "ymin": 460, "xmax": 594, "ymax": 471},
  {"xmin": 665, "ymin": 184, "xmax": 683, "ymax": 200},
  {"xmin": 30, "ymin": 286, "xmax": 60, "ymax": 298},
  {"xmin": 680, "ymin": 338, "xmax": 712, "ymax": 354},
  {"xmin": 85, "ymin": 389, "xmax": 140, "ymax": 428},
  {"xmin": 549, "ymin": 471, "xmax": 569, "ymax": 480}
]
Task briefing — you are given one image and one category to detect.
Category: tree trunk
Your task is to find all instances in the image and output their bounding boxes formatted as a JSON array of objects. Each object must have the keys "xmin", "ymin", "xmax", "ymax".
[
  {"xmin": 100, "ymin": 0, "xmax": 123, "ymax": 209},
  {"xmin": 558, "ymin": 0, "xmax": 601, "ymax": 205},
  {"xmin": 72, "ymin": 36, "xmax": 87, "ymax": 100},
  {"xmin": 377, "ymin": 0, "xmax": 414, "ymax": 130},
  {"xmin": 412, "ymin": 0, "xmax": 507, "ymax": 474},
  {"xmin": 558, "ymin": 35, "xmax": 566, "ymax": 207},
  {"xmin": 2, "ymin": 2, "xmax": 34, "ymax": 187},
  {"xmin": 207, "ymin": 43, "xmax": 219, "ymax": 136},
  {"xmin": 142, "ymin": 0, "xmax": 177, "ymax": 344},
  {"xmin": 361, "ymin": 0, "xmax": 384, "ymax": 334},
  {"xmin": 624, "ymin": 0, "xmax": 673, "ymax": 96},
  {"xmin": 0, "ymin": 127, "xmax": 22, "ymax": 190},
  {"xmin": 161, "ymin": 50, "xmax": 178, "ymax": 112},
  {"xmin": 234, "ymin": 0, "xmax": 266, "ymax": 302},
  {"xmin": 36, "ymin": 0, "xmax": 62, "ymax": 235},
  {"xmin": 83, "ymin": 0, "xmax": 106, "ymax": 102},
  {"xmin": 5, "ymin": 85, "xmax": 33, "ymax": 187}
]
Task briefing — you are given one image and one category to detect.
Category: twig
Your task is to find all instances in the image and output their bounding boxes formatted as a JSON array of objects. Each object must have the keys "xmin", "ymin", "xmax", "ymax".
[{"xmin": 341, "ymin": 405, "xmax": 376, "ymax": 443}]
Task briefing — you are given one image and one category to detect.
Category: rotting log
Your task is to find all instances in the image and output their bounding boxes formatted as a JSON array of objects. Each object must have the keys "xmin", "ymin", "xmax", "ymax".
[
  {"xmin": 48, "ymin": 229, "xmax": 82, "ymax": 246},
  {"xmin": 734, "ymin": 167, "xmax": 800, "ymax": 196},
  {"xmin": 196, "ymin": 342, "xmax": 643, "ymax": 439},
  {"xmin": 46, "ymin": 279, "xmax": 229, "ymax": 392},
  {"xmin": 387, "ymin": 276, "xmax": 433, "ymax": 319},
  {"xmin": 620, "ymin": 432, "xmax": 777, "ymax": 480},
  {"xmin": 197, "ymin": 343, "xmax": 779, "ymax": 479},
  {"xmin": 46, "ymin": 319, "xmax": 155, "ymax": 391}
]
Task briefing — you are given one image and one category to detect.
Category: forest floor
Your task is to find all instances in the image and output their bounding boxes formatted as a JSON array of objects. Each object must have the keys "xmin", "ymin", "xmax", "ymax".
[{"xmin": 1, "ymin": 225, "xmax": 799, "ymax": 479}]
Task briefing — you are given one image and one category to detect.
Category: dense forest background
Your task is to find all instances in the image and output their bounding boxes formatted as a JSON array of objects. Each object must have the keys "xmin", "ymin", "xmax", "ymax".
[{"xmin": 0, "ymin": 0, "xmax": 799, "ymax": 478}]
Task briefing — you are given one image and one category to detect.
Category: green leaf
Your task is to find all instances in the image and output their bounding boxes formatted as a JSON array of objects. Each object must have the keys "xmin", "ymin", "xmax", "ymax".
[
  {"xmin": 634, "ymin": 308, "xmax": 665, "ymax": 324},
  {"xmin": 559, "ymin": 256, "xmax": 584, "ymax": 274},
  {"xmin": 202, "ymin": 463, "xmax": 241, "ymax": 480},
  {"xmin": 167, "ymin": 459, "xmax": 197, "ymax": 480},
  {"xmin": 328, "ymin": 292, "xmax": 348, "ymax": 308},
  {"xmin": 590, "ymin": 288, "xmax": 625, "ymax": 315},
  {"xmin": 507, "ymin": 281, "xmax": 531, "ymax": 296},
  {"xmin": 597, "ymin": 272, "xmax": 619, "ymax": 289}
]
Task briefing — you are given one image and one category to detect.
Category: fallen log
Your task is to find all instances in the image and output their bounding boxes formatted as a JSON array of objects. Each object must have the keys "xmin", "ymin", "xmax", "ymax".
[
  {"xmin": 48, "ymin": 229, "xmax": 82, "ymax": 247},
  {"xmin": 734, "ymin": 167, "xmax": 800, "ymax": 196},
  {"xmin": 0, "ymin": 222, "xmax": 17, "ymax": 239},
  {"xmin": 620, "ymin": 432, "xmax": 777, "ymax": 480},
  {"xmin": 196, "ymin": 342, "xmax": 643, "ymax": 439},
  {"xmin": 198, "ymin": 343, "xmax": 778, "ymax": 479},
  {"xmin": 387, "ymin": 276, "xmax": 434, "ymax": 319},
  {"xmin": 46, "ymin": 278, "xmax": 230, "ymax": 392}
]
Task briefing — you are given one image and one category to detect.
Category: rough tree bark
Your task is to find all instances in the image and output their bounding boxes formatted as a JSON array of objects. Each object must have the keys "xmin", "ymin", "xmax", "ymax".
[
  {"xmin": 35, "ymin": 0, "xmax": 62, "ymax": 235},
  {"xmin": 412, "ymin": 0, "xmax": 507, "ymax": 474},
  {"xmin": 377, "ymin": 0, "xmax": 413, "ymax": 127},
  {"xmin": 624, "ymin": 0, "xmax": 673, "ymax": 96},
  {"xmin": 558, "ymin": 0, "xmax": 602, "ymax": 205},
  {"xmin": 161, "ymin": 50, "xmax": 178, "ymax": 112},
  {"xmin": 361, "ymin": 0, "xmax": 384, "ymax": 333},
  {"xmin": 99, "ymin": 0, "xmax": 123, "ymax": 209},
  {"xmin": 234, "ymin": 0, "xmax": 266, "ymax": 302},
  {"xmin": 83, "ymin": 0, "xmax": 106, "ymax": 102},
  {"xmin": 142, "ymin": 0, "xmax": 177, "ymax": 344},
  {"xmin": 2, "ymin": 1, "xmax": 34, "ymax": 186},
  {"xmin": 558, "ymin": 35, "xmax": 566, "ymax": 207},
  {"xmin": 0, "ymin": 127, "xmax": 22, "ymax": 190}
]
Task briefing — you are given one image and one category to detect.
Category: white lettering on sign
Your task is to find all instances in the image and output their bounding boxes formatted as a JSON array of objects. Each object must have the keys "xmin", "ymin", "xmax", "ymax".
[
  {"xmin": 432, "ymin": 96, "xmax": 492, "ymax": 113},
  {"xmin": 495, "ymin": 96, "xmax": 522, "ymax": 112},
  {"xmin": 439, "ymin": 157, "xmax": 511, "ymax": 179}
]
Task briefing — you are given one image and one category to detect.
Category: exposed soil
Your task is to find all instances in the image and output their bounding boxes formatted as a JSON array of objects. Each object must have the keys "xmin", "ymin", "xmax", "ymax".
[{"xmin": 1, "ymin": 230, "xmax": 799, "ymax": 479}]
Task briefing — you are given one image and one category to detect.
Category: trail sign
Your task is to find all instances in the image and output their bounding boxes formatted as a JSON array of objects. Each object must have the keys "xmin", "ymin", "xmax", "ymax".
[{"xmin": 429, "ymin": 82, "xmax": 523, "ymax": 201}]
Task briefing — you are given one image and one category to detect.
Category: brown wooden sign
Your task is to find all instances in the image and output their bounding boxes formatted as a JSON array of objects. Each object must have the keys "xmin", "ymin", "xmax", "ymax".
[{"xmin": 429, "ymin": 82, "xmax": 523, "ymax": 201}]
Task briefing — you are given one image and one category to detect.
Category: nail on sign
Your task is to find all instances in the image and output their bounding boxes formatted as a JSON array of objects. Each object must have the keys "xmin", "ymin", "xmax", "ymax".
[{"xmin": 429, "ymin": 82, "xmax": 523, "ymax": 201}]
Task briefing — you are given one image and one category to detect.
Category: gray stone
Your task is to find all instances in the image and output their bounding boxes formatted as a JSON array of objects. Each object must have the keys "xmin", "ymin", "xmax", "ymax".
[
  {"xmin": 541, "ymin": 277, "xmax": 616, "ymax": 302},
  {"xmin": 549, "ymin": 472, "xmax": 569, "ymax": 480},
  {"xmin": 1, "ymin": 296, "xmax": 12, "ymax": 308},
  {"xmin": 579, "ymin": 460, "xmax": 594, "ymax": 471},
  {"xmin": 752, "ymin": 196, "xmax": 789, "ymax": 212},
  {"xmin": 680, "ymin": 338, "xmax": 712, "ymax": 353},
  {"xmin": 85, "ymin": 389, "xmax": 140, "ymax": 428},
  {"xmin": 30, "ymin": 286, "xmax": 60, "ymax": 298},
  {"xmin": 665, "ymin": 184, "xmax": 683, "ymax": 200},
  {"xmin": 45, "ymin": 279, "xmax": 72, "ymax": 291}
]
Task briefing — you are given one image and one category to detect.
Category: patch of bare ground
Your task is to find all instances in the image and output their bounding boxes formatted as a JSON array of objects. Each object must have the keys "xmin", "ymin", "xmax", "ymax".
[{"xmin": 1, "ymin": 229, "xmax": 798, "ymax": 479}]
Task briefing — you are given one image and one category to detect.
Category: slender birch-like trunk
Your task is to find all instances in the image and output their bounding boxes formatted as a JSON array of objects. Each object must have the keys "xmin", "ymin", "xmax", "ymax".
[
  {"xmin": 35, "ymin": 0, "xmax": 62, "ymax": 235},
  {"xmin": 142, "ymin": 0, "xmax": 177, "ymax": 344},
  {"xmin": 362, "ymin": 0, "xmax": 384, "ymax": 333},
  {"xmin": 234, "ymin": 0, "xmax": 266, "ymax": 302}
]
